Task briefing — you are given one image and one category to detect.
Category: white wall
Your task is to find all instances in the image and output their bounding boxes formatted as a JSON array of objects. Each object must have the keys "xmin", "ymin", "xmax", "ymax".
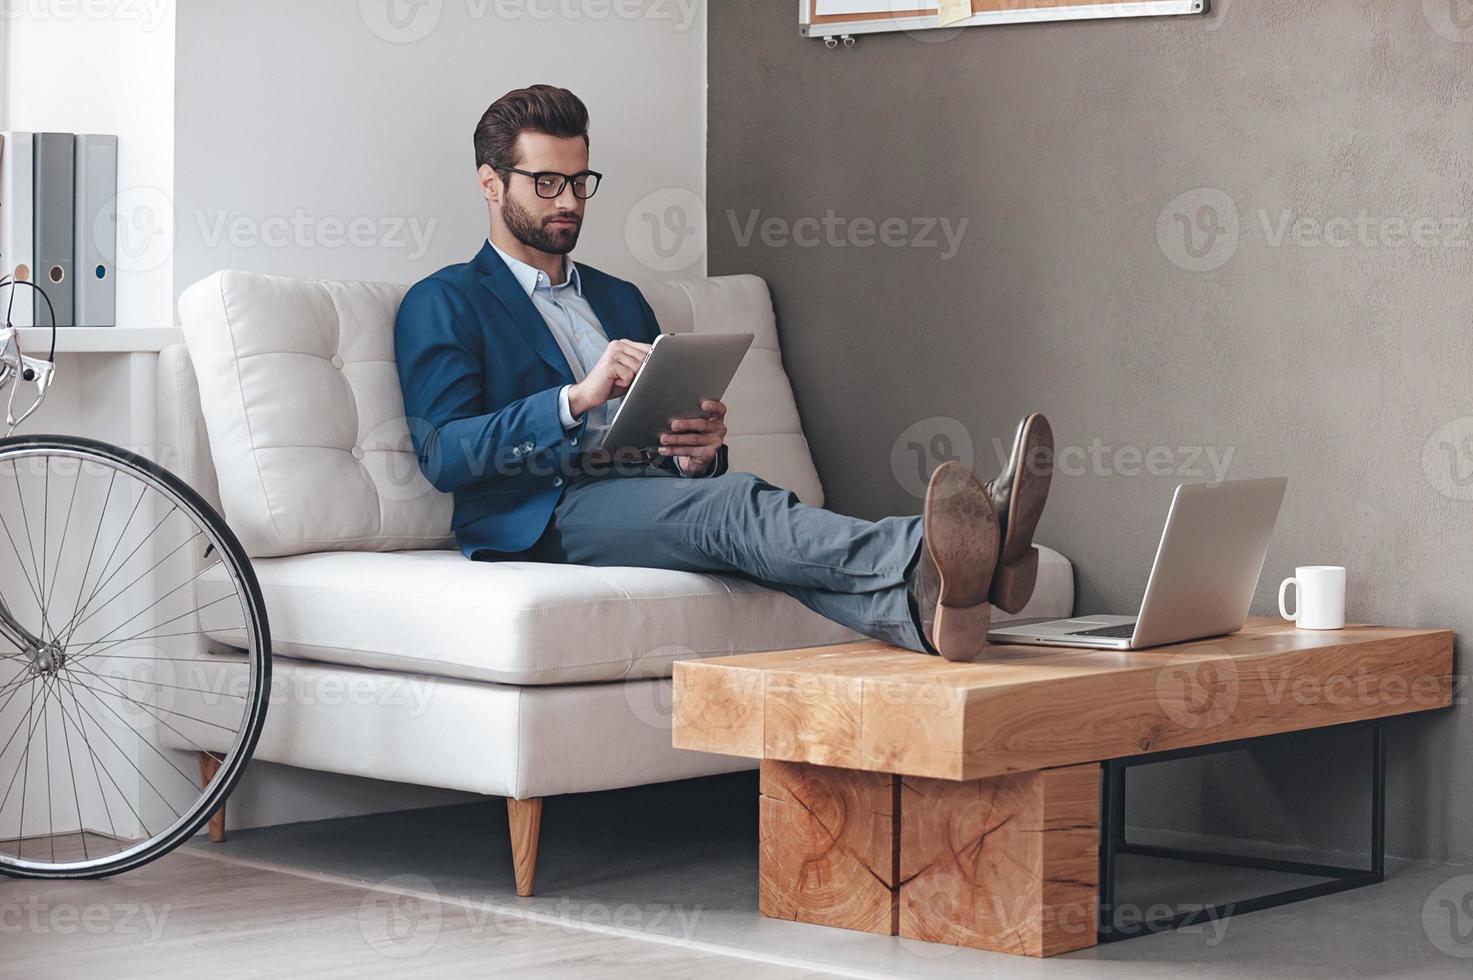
[
  {"xmin": 2, "ymin": 0, "xmax": 175, "ymax": 328},
  {"xmin": 173, "ymin": 0, "xmax": 708, "ymax": 304},
  {"xmin": 2, "ymin": 0, "xmax": 709, "ymax": 833}
]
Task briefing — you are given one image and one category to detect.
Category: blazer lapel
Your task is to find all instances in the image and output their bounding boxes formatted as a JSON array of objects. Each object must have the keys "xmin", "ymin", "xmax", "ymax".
[{"xmin": 475, "ymin": 243, "xmax": 575, "ymax": 383}]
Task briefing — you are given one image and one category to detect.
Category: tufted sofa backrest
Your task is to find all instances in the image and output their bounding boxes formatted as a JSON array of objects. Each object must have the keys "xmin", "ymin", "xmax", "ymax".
[{"xmin": 175, "ymin": 269, "xmax": 823, "ymax": 559}]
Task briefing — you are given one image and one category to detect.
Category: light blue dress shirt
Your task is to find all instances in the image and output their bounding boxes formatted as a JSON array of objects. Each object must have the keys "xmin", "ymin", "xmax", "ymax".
[
  {"xmin": 488, "ymin": 241, "xmax": 620, "ymax": 442},
  {"xmin": 489, "ymin": 240, "xmax": 702, "ymax": 476}
]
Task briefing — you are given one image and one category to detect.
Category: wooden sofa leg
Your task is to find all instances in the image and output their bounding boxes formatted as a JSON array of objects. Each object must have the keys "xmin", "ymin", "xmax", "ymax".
[
  {"xmin": 507, "ymin": 797, "xmax": 543, "ymax": 897},
  {"xmin": 197, "ymin": 751, "xmax": 227, "ymax": 843}
]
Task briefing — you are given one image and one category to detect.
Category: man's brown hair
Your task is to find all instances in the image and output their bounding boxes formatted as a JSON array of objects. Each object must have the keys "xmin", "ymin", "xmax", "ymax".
[{"xmin": 474, "ymin": 85, "xmax": 590, "ymax": 173}]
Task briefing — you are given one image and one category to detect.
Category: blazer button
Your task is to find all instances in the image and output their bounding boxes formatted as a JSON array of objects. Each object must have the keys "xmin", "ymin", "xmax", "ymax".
[
  {"xmin": 570, "ymin": 437, "xmax": 579, "ymax": 448},
  {"xmin": 553, "ymin": 476, "xmax": 564, "ymax": 487}
]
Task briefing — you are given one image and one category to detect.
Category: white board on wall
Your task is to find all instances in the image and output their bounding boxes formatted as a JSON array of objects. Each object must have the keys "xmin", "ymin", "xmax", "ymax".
[{"xmin": 801, "ymin": 0, "xmax": 1206, "ymax": 39}]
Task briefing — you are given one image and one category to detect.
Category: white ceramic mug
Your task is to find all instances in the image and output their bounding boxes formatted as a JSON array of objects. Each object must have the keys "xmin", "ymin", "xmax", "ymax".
[{"xmin": 1278, "ymin": 565, "xmax": 1346, "ymax": 630}]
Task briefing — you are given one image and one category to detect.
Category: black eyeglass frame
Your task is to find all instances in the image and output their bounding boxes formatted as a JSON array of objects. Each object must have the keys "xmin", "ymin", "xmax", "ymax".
[{"xmin": 502, "ymin": 167, "xmax": 604, "ymax": 200}]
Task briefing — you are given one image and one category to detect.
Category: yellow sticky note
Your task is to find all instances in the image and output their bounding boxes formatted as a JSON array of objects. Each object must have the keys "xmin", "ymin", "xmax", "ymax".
[{"xmin": 937, "ymin": 0, "xmax": 973, "ymax": 27}]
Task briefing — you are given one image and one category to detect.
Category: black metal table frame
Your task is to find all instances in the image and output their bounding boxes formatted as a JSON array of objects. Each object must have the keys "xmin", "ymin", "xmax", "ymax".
[{"xmin": 1097, "ymin": 719, "xmax": 1386, "ymax": 942}]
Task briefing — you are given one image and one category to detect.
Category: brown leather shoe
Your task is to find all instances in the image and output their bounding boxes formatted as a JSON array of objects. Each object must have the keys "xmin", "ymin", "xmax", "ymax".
[
  {"xmin": 984, "ymin": 413, "xmax": 1054, "ymax": 614},
  {"xmin": 919, "ymin": 461, "xmax": 1000, "ymax": 661}
]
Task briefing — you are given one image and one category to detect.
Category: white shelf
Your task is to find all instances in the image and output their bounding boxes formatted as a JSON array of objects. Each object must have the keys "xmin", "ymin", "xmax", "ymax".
[{"xmin": 15, "ymin": 327, "xmax": 183, "ymax": 354}]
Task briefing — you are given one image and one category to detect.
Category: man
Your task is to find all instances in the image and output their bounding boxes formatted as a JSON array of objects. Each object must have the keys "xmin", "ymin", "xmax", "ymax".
[{"xmin": 394, "ymin": 85, "xmax": 1054, "ymax": 661}]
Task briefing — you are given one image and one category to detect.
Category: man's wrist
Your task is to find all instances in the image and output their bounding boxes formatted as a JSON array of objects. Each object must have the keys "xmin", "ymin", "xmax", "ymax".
[
  {"xmin": 556, "ymin": 385, "xmax": 579, "ymax": 430},
  {"xmin": 676, "ymin": 454, "xmax": 713, "ymax": 476},
  {"xmin": 560, "ymin": 384, "xmax": 590, "ymax": 429},
  {"xmin": 565, "ymin": 383, "xmax": 592, "ymax": 421}
]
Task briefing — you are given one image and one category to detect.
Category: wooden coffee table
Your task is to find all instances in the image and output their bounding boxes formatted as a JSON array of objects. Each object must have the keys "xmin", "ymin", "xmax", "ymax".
[{"xmin": 671, "ymin": 619, "xmax": 1453, "ymax": 957}]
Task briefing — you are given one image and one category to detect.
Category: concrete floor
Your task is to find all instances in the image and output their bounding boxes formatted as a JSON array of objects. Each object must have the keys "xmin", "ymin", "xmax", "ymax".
[{"xmin": 11, "ymin": 771, "xmax": 1473, "ymax": 977}]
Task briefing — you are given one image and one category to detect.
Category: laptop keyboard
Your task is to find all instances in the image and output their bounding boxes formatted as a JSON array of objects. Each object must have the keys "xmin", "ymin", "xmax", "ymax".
[{"xmin": 1068, "ymin": 622, "xmax": 1137, "ymax": 639}]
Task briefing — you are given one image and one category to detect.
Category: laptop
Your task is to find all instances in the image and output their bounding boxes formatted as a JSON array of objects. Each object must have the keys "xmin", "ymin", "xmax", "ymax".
[{"xmin": 988, "ymin": 477, "xmax": 1287, "ymax": 650}]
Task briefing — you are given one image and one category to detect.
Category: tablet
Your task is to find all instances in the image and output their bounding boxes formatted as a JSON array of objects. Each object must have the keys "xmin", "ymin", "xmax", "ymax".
[{"xmin": 593, "ymin": 332, "xmax": 755, "ymax": 455}]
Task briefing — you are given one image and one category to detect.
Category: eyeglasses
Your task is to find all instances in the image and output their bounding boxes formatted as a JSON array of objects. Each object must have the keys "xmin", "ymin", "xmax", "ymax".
[{"xmin": 503, "ymin": 168, "xmax": 603, "ymax": 200}]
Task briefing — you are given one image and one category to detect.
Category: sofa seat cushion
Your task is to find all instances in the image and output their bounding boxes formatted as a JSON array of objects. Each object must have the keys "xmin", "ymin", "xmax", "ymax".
[{"xmin": 200, "ymin": 547, "xmax": 1075, "ymax": 686}]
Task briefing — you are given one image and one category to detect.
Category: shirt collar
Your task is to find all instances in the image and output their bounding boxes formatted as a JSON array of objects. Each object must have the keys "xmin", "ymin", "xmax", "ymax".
[{"xmin": 488, "ymin": 239, "xmax": 581, "ymax": 297}]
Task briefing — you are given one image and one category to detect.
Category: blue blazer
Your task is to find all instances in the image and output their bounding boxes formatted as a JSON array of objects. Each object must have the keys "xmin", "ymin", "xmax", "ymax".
[{"xmin": 394, "ymin": 240, "xmax": 729, "ymax": 559}]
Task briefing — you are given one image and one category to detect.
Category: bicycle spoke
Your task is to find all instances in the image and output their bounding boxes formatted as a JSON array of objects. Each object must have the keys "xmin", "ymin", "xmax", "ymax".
[
  {"xmin": 65, "ymin": 468, "xmax": 117, "ymax": 650},
  {"xmin": 65, "ymin": 663, "xmax": 244, "ymax": 702},
  {"xmin": 3, "ymin": 675, "xmax": 40, "ymax": 855},
  {"xmin": 12, "ymin": 461, "xmax": 58, "ymax": 644},
  {"xmin": 56, "ymin": 482, "xmax": 147, "ymax": 649},
  {"xmin": 59, "ymin": 500, "xmax": 178, "ymax": 654},
  {"xmin": 65, "ymin": 639, "xmax": 245, "ymax": 661},
  {"xmin": 62, "ymin": 526, "xmax": 203, "ymax": 646},
  {"xmin": 51, "ymin": 672, "xmax": 171, "ymax": 832},
  {"xmin": 41, "ymin": 458, "xmax": 48, "ymax": 640},
  {"xmin": 0, "ymin": 489, "xmax": 49, "ymax": 635},
  {"xmin": 0, "ymin": 672, "xmax": 41, "ymax": 774},
  {"xmin": 61, "ymin": 501, "xmax": 182, "ymax": 652},
  {"xmin": 42, "ymin": 666, "xmax": 54, "ymax": 863},
  {"xmin": 55, "ymin": 672, "xmax": 91, "ymax": 860},
  {"xmin": 57, "ymin": 671, "xmax": 193, "ymax": 814},
  {"xmin": 53, "ymin": 677, "xmax": 124, "ymax": 857},
  {"xmin": 64, "ymin": 660, "xmax": 241, "ymax": 736},
  {"xmin": 65, "ymin": 591, "xmax": 239, "ymax": 671},
  {"xmin": 41, "ymin": 457, "xmax": 83, "ymax": 623}
]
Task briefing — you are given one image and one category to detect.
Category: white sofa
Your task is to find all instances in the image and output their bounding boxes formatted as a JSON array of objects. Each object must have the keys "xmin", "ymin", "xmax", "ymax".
[{"xmin": 159, "ymin": 268, "xmax": 1075, "ymax": 895}]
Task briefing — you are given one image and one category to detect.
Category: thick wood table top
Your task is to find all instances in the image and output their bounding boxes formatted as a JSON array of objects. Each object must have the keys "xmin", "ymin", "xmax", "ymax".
[{"xmin": 673, "ymin": 618, "xmax": 1454, "ymax": 781}]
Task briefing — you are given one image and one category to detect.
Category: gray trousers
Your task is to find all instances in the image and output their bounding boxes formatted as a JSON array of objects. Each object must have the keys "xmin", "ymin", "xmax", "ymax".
[{"xmin": 513, "ymin": 467, "xmax": 929, "ymax": 652}]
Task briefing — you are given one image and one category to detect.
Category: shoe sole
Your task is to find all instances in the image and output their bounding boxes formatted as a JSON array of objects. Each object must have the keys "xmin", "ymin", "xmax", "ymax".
[
  {"xmin": 991, "ymin": 413, "xmax": 1054, "ymax": 615},
  {"xmin": 924, "ymin": 461, "xmax": 999, "ymax": 662}
]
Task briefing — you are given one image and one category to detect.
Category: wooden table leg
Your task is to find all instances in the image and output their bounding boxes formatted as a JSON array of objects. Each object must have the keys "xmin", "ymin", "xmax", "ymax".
[
  {"xmin": 757, "ymin": 759, "xmax": 1100, "ymax": 958},
  {"xmin": 899, "ymin": 763, "xmax": 1099, "ymax": 957},
  {"xmin": 759, "ymin": 760, "xmax": 897, "ymax": 935}
]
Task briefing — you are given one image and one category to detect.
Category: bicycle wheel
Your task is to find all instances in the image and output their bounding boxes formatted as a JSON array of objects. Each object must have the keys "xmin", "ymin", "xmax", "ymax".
[{"xmin": 0, "ymin": 434, "xmax": 270, "ymax": 878}]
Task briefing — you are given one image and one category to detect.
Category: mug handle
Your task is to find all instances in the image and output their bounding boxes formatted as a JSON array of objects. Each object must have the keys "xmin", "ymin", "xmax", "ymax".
[{"xmin": 1278, "ymin": 577, "xmax": 1299, "ymax": 622}]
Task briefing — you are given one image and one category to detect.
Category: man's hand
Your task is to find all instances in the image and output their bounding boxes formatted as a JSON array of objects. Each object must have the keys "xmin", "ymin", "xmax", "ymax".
[
  {"xmin": 567, "ymin": 339, "xmax": 653, "ymax": 419},
  {"xmin": 661, "ymin": 399, "xmax": 727, "ymax": 475}
]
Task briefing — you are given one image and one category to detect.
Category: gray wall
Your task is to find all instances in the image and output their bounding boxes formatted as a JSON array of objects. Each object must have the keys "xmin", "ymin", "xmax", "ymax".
[{"xmin": 708, "ymin": 0, "xmax": 1472, "ymax": 861}]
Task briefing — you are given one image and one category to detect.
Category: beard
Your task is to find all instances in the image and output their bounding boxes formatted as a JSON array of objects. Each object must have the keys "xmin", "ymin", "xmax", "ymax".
[{"xmin": 501, "ymin": 196, "xmax": 582, "ymax": 255}]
